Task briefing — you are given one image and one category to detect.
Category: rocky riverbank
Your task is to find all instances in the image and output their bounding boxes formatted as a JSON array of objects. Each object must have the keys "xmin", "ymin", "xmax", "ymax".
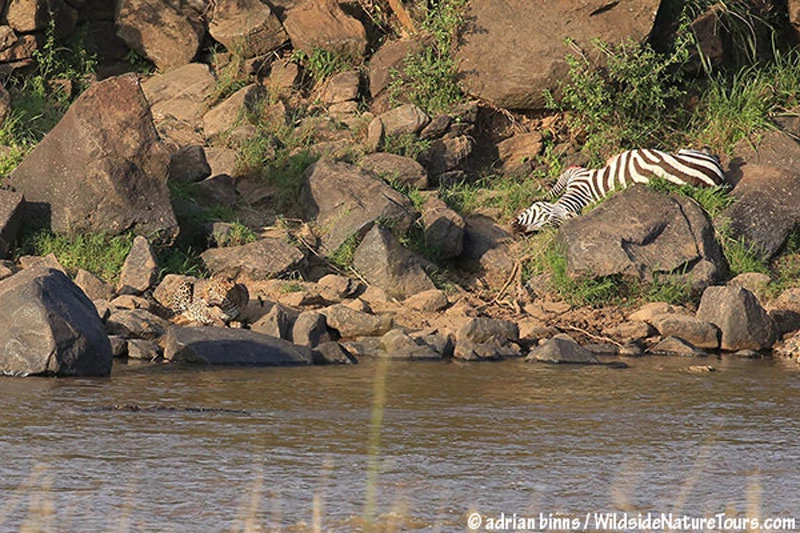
[{"xmin": 0, "ymin": 1, "xmax": 800, "ymax": 376}]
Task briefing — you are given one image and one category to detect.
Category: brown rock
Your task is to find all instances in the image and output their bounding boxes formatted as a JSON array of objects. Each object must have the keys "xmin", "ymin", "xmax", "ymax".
[
  {"xmin": 319, "ymin": 69, "xmax": 359, "ymax": 104},
  {"xmin": 116, "ymin": 0, "xmax": 204, "ymax": 71},
  {"xmin": 496, "ymin": 132, "xmax": 544, "ymax": 175},
  {"xmin": 361, "ymin": 152, "xmax": 428, "ymax": 189},
  {"xmin": 200, "ymin": 237, "xmax": 305, "ymax": 280},
  {"xmin": 368, "ymin": 38, "xmax": 425, "ymax": 99},
  {"xmin": 352, "ymin": 225, "xmax": 435, "ymax": 301},
  {"xmin": 320, "ymin": 304, "xmax": 392, "ymax": 338},
  {"xmin": 283, "ymin": 0, "xmax": 367, "ymax": 60},
  {"xmin": 7, "ymin": 0, "xmax": 77, "ymax": 36},
  {"xmin": 766, "ymin": 288, "xmax": 800, "ymax": 335},
  {"xmin": 0, "ymin": 26, "xmax": 37, "ymax": 64},
  {"xmin": 420, "ymin": 195, "xmax": 465, "ymax": 260},
  {"xmin": 456, "ymin": 0, "xmax": 660, "ymax": 109},
  {"xmin": 117, "ymin": 236, "xmax": 158, "ymax": 295},
  {"xmin": 209, "ymin": 0, "xmax": 288, "ymax": 58},
  {"xmin": 378, "ymin": 103, "xmax": 430, "ymax": 137},
  {"xmin": 3, "ymin": 75, "xmax": 178, "ymax": 242},
  {"xmin": 403, "ymin": 289, "xmax": 448, "ymax": 313},
  {"xmin": 203, "ymin": 83, "xmax": 265, "ymax": 141},
  {"xmin": 74, "ymin": 269, "xmax": 114, "ymax": 301}
]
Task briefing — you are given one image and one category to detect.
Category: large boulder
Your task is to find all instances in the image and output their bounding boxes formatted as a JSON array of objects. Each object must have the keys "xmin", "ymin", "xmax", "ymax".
[
  {"xmin": 525, "ymin": 334, "xmax": 598, "ymax": 364},
  {"xmin": 163, "ymin": 326, "xmax": 313, "ymax": 365},
  {"xmin": 208, "ymin": 0, "xmax": 288, "ymax": 58},
  {"xmin": 557, "ymin": 185, "xmax": 724, "ymax": 288},
  {"xmin": 722, "ymin": 164, "xmax": 800, "ymax": 260},
  {"xmin": 0, "ymin": 267, "xmax": 112, "ymax": 377},
  {"xmin": 116, "ymin": 0, "xmax": 204, "ymax": 71},
  {"xmin": 200, "ymin": 237, "xmax": 305, "ymax": 280},
  {"xmin": 301, "ymin": 159, "xmax": 415, "ymax": 254},
  {"xmin": 283, "ymin": 0, "xmax": 367, "ymax": 60},
  {"xmin": 352, "ymin": 225, "xmax": 436, "ymax": 300},
  {"xmin": 696, "ymin": 286, "xmax": 778, "ymax": 352},
  {"xmin": 456, "ymin": 0, "xmax": 660, "ymax": 109},
  {"xmin": 3, "ymin": 75, "xmax": 178, "ymax": 242}
]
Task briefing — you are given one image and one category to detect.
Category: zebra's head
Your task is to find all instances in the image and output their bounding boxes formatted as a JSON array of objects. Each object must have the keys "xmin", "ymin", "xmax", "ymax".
[{"xmin": 512, "ymin": 201, "xmax": 555, "ymax": 234}]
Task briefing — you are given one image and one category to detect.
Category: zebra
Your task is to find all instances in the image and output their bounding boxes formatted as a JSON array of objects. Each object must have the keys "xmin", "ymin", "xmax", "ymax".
[{"xmin": 512, "ymin": 148, "xmax": 726, "ymax": 234}]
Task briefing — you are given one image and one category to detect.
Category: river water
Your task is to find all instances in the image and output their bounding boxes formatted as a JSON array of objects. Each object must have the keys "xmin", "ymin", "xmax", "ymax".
[{"xmin": 2, "ymin": 355, "xmax": 800, "ymax": 532}]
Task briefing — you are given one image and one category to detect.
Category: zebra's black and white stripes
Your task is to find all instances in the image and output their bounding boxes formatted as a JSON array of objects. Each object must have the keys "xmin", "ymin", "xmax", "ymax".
[{"xmin": 513, "ymin": 148, "xmax": 726, "ymax": 234}]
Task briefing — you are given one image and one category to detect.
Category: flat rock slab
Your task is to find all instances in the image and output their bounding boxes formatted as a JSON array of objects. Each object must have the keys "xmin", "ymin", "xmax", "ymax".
[
  {"xmin": 200, "ymin": 237, "xmax": 305, "ymax": 280},
  {"xmin": 164, "ymin": 326, "xmax": 313, "ymax": 365},
  {"xmin": 0, "ymin": 267, "xmax": 112, "ymax": 377}
]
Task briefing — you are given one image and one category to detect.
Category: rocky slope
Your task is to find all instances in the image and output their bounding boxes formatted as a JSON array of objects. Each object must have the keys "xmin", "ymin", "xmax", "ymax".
[{"xmin": 1, "ymin": 0, "xmax": 800, "ymax": 376}]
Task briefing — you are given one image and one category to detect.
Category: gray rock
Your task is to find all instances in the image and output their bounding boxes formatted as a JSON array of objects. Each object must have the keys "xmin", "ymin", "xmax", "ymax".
[
  {"xmin": 0, "ymin": 190, "xmax": 23, "ymax": 259},
  {"xmin": 462, "ymin": 214, "xmax": 515, "ymax": 285},
  {"xmin": 250, "ymin": 304, "xmax": 297, "ymax": 340},
  {"xmin": 164, "ymin": 326, "xmax": 313, "ymax": 365},
  {"xmin": 191, "ymin": 174, "xmax": 237, "ymax": 207},
  {"xmin": 696, "ymin": 286, "xmax": 778, "ymax": 351},
  {"xmin": 378, "ymin": 103, "xmax": 430, "ymax": 136},
  {"xmin": 208, "ymin": 0, "xmax": 287, "ymax": 58},
  {"xmin": 649, "ymin": 313, "xmax": 720, "ymax": 350},
  {"xmin": 526, "ymin": 335, "xmax": 599, "ymax": 364},
  {"xmin": 421, "ymin": 135, "xmax": 472, "ymax": 175},
  {"xmin": 558, "ymin": 185, "xmax": 725, "ymax": 290},
  {"xmin": 722, "ymin": 163, "xmax": 800, "ymax": 259},
  {"xmin": 420, "ymin": 195, "xmax": 465, "ymax": 260},
  {"xmin": 74, "ymin": 269, "xmax": 114, "ymax": 301},
  {"xmin": 320, "ymin": 304, "xmax": 392, "ymax": 338},
  {"xmin": 456, "ymin": 0, "xmax": 659, "ymax": 109},
  {"xmin": 117, "ymin": 236, "xmax": 158, "ymax": 295},
  {"xmin": 649, "ymin": 336, "xmax": 706, "ymax": 356},
  {"xmin": 301, "ymin": 159, "xmax": 415, "ymax": 254},
  {"xmin": 361, "ymin": 152, "xmax": 428, "ymax": 189},
  {"xmin": 292, "ymin": 311, "xmax": 332, "ymax": 347},
  {"xmin": 4, "ymin": 75, "xmax": 178, "ymax": 242},
  {"xmin": 352, "ymin": 225, "xmax": 435, "ymax": 301},
  {"xmin": 200, "ymin": 237, "xmax": 305, "ymax": 280},
  {"xmin": 116, "ymin": 0, "xmax": 204, "ymax": 71},
  {"xmin": 126, "ymin": 338, "xmax": 162, "ymax": 361},
  {"xmin": 456, "ymin": 317, "xmax": 518, "ymax": 345},
  {"xmin": 105, "ymin": 309, "xmax": 171, "ymax": 340},
  {"xmin": 379, "ymin": 328, "xmax": 442, "ymax": 360},
  {"xmin": 168, "ymin": 145, "xmax": 211, "ymax": 184},
  {"xmin": 312, "ymin": 341, "xmax": 357, "ymax": 364},
  {"xmin": 0, "ymin": 267, "xmax": 112, "ymax": 377}
]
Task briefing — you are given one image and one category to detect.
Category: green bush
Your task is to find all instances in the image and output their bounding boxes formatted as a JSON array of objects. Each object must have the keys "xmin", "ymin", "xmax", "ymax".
[{"xmin": 388, "ymin": 0, "xmax": 466, "ymax": 115}]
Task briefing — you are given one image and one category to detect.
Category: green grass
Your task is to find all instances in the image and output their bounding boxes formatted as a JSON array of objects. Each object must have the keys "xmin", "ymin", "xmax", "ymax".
[
  {"xmin": 19, "ymin": 231, "xmax": 134, "ymax": 284},
  {"xmin": 329, "ymin": 233, "xmax": 361, "ymax": 271},
  {"xmin": 157, "ymin": 246, "xmax": 207, "ymax": 279},
  {"xmin": 0, "ymin": 20, "xmax": 97, "ymax": 178},
  {"xmin": 382, "ymin": 133, "xmax": 431, "ymax": 159},
  {"xmin": 388, "ymin": 0, "xmax": 466, "ymax": 115},
  {"xmin": 291, "ymin": 48, "xmax": 353, "ymax": 85}
]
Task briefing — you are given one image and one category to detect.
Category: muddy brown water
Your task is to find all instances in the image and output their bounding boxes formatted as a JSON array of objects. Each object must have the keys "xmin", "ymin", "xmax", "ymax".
[{"xmin": 2, "ymin": 356, "xmax": 800, "ymax": 531}]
